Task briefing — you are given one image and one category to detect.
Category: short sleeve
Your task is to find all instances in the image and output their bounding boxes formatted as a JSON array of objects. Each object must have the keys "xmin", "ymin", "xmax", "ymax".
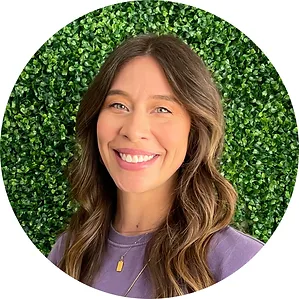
[
  {"xmin": 48, "ymin": 232, "xmax": 67, "ymax": 266},
  {"xmin": 208, "ymin": 226, "xmax": 264, "ymax": 282}
]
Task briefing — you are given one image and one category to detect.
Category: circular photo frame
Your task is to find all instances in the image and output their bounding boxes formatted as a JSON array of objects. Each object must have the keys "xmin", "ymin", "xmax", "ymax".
[{"xmin": 0, "ymin": 1, "xmax": 298, "ymax": 298}]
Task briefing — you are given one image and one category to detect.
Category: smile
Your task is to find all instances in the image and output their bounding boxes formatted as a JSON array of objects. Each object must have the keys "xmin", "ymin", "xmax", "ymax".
[
  {"xmin": 113, "ymin": 149, "xmax": 160, "ymax": 171},
  {"xmin": 119, "ymin": 153, "xmax": 155, "ymax": 163}
]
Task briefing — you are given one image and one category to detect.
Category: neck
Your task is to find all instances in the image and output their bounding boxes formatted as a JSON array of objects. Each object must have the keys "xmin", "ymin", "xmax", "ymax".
[{"xmin": 113, "ymin": 183, "xmax": 175, "ymax": 236}]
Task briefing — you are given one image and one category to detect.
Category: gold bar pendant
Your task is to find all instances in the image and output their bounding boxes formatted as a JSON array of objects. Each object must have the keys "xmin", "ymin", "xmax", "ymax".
[{"xmin": 116, "ymin": 259, "xmax": 124, "ymax": 272}]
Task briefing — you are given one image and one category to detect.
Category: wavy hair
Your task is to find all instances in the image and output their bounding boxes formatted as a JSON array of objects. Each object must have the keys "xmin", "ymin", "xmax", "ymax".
[{"xmin": 58, "ymin": 33, "xmax": 237, "ymax": 297}]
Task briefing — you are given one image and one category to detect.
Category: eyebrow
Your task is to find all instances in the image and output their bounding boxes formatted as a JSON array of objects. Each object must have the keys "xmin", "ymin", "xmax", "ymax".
[{"xmin": 106, "ymin": 89, "xmax": 177, "ymax": 103}]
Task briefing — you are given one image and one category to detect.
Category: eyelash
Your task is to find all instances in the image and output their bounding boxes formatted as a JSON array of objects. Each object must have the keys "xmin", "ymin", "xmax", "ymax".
[
  {"xmin": 109, "ymin": 103, "xmax": 128, "ymax": 111},
  {"xmin": 155, "ymin": 107, "xmax": 171, "ymax": 113},
  {"xmin": 109, "ymin": 103, "xmax": 172, "ymax": 114}
]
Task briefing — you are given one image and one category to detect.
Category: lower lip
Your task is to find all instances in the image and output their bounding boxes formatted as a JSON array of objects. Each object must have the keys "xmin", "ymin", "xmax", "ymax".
[{"xmin": 114, "ymin": 150, "xmax": 159, "ymax": 171}]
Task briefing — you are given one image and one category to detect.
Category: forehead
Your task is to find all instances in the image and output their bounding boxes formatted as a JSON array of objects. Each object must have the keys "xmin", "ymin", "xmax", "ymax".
[{"xmin": 110, "ymin": 56, "xmax": 175, "ymax": 96}]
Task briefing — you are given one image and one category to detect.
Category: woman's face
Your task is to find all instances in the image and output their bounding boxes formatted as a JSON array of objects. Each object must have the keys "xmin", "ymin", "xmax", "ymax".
[{"xmin": 97, "ymin": 56, "xmax": 191, "ymax": 194}]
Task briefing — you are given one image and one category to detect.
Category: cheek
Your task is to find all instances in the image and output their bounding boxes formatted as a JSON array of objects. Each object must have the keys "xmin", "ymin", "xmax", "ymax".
[
  {"xmin": 97, "ymin": 114, "xmax": 117, "ymax": 146},
  {"xmin": 155, "ymin": 122, "xmax": 190, "ymax": 154}
]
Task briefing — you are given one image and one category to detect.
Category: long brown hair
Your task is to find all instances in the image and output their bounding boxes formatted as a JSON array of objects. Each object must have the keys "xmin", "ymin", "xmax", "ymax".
[{"xmin": 58, "ymin": 33, "xmax": 237, "ymax": 297}]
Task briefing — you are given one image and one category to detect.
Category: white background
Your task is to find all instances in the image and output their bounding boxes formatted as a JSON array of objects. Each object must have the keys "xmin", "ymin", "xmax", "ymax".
[{"xmin": 0, "ymin": 0, "xmax": 298, "ymax": 298}]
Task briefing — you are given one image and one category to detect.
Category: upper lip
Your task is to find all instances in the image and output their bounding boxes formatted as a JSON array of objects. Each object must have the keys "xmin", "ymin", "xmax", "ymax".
[{"xmin": 114, "ymin": 148, "xmax": 159, "ymax": 156}]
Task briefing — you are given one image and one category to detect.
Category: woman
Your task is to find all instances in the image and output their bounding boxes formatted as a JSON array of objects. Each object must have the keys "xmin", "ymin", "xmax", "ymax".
[{"xmin": 48, "ymin": 33, "xmax": 263, "ymax": 298}]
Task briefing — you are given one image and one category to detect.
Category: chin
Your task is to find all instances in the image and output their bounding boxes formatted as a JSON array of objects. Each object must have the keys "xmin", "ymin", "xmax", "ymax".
[{"xmin": 115, "ymin": 180, "xmax": 154, "ymax": 194}]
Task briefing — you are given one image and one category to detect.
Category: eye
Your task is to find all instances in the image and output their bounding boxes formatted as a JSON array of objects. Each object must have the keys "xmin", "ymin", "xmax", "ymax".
[
  {"xmin": 155, "ymin": 107, "xmax": 172, "ymax": 114},
  {"xmin": 109, "ymin": 103, "xmax": 129, "ymax": 111}
]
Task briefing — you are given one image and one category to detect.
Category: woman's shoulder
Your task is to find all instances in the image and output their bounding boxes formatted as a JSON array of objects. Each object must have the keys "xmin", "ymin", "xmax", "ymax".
[
  {"xmin": 207, "ymin": 226, "xmax": 264, "ymax": 282},
  {"xmin": 47, "ymin": 231, "xmax": 68, "ymax": 266}
]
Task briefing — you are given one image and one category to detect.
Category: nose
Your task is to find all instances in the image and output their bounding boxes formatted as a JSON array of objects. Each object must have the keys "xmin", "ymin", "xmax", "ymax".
[{"xmin": 119, "ymin": 112, "xmax": 150, "ymax": 142}]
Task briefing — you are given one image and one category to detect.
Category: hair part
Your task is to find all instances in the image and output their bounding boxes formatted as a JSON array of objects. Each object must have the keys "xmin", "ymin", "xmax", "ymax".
[{"xmin": 58, "ymin": 33, "xmax": 237, "ymax": 297}]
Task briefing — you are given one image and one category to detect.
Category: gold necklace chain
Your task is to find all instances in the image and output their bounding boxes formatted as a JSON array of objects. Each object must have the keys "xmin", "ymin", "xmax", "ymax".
[
  {"xmin": 124, "ymin": 260, "xmax": 150, "ymax": 297},
  {"xmin": 116, "ymin": 233, "xmax": 149, "ymax": 272}
]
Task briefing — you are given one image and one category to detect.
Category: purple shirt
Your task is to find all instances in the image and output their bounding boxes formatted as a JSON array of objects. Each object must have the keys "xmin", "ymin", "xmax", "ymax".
[{"xmin": 48, "ymin": 225, "xmax": 263, "ymax": 298}]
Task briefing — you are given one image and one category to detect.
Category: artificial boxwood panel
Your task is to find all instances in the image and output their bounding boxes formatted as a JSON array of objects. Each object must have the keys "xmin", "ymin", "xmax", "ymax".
[{"xmin": 1, "ymin": 0, "xmax": 298, "ymax": 256}]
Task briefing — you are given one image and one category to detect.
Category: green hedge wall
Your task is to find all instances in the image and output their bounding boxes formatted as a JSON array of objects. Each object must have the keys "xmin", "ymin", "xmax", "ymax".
[{"xmin": 1, "ymin": 0, "xmax": 298, "ymax": 255}]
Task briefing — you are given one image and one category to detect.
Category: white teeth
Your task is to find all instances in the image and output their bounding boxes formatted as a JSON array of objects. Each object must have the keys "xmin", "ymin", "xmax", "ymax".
[
  {"xmin": 119, "ymin": 153, "xmax": 155, "ymax": 163},
  {"xmin": 132, "ymin": 155, "xmax": 138, "ymax": 163}
]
